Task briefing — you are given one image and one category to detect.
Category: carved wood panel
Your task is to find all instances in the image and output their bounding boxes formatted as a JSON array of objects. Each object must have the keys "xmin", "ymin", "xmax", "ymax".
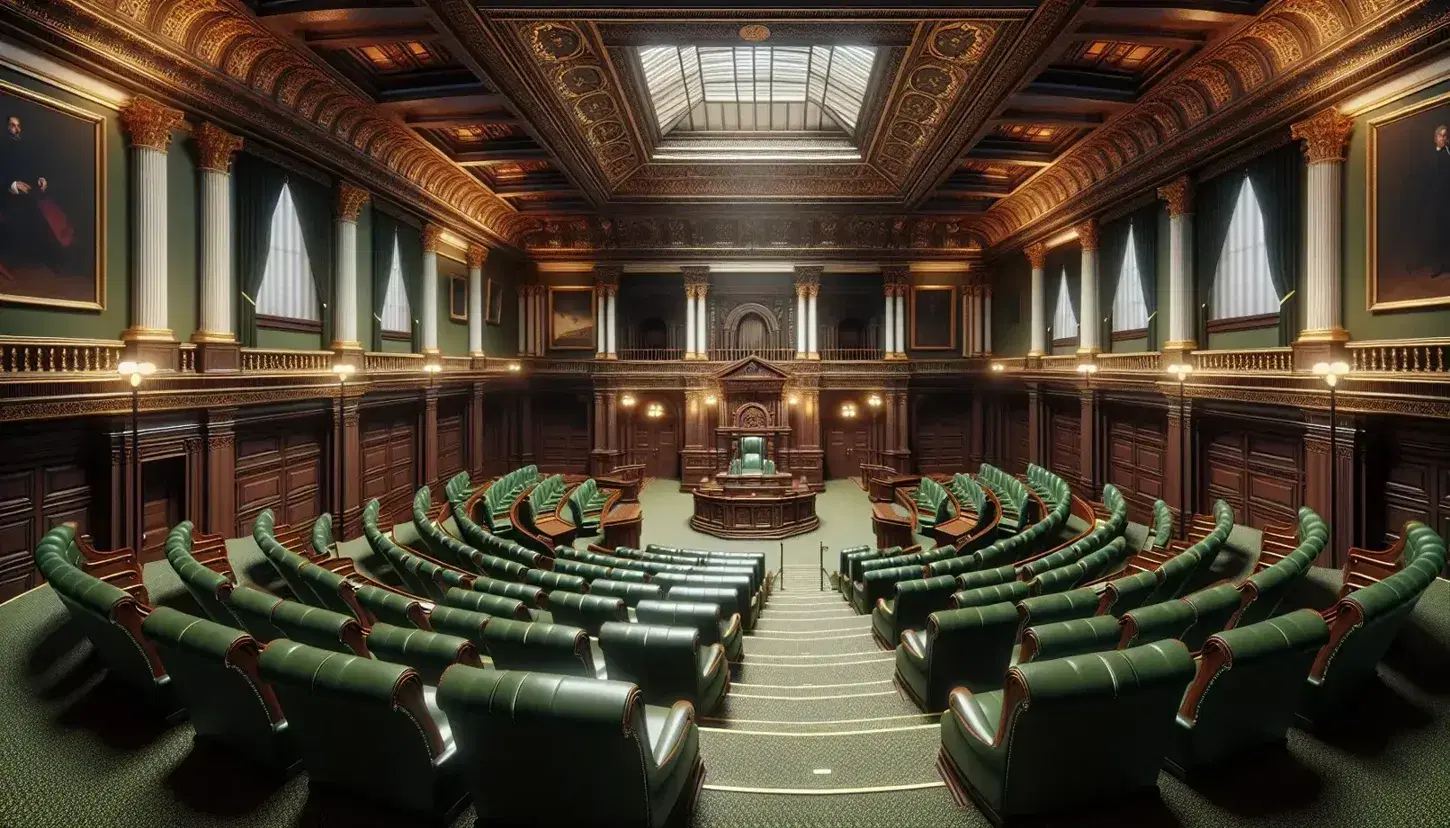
[
  {"xmin": 1104, "ymin": 405, "xmax": 1167, "ymax": 526},
  {"xmin": 1047, "ymin": 398, "xmax": 1081, "ymax": 490},
  {"xmin": 1369, "ymin": 423, "xmax": 1450, "ymax": 570},
  {"xmin": 1005, "ymin": 396, "xmax": 1030, "ymax": 475},
  {"xmin": 481, "ymin": 396, "xmax": 511, "ymax": 477},
  {"xmin": 1200, "ymin": 419, "xmax": 1302, "ymax": 530},
  {"xmin": 914, "ymin": 393, "xmax": 969, "ymax": 474},
  {"xmin": 361, "ymin": 406, "xmax": 418, "ymax": 527},
  {"xmin": 0, "ymin": 424, "xmax": 100, "ymax": 601},
  {"xmin": 234, "ymin": 417, "xmax": 325, "ymax": 537},
  {"xmin": 141, "ymin": 457, "xmax": 185, "ymax": 562},
  {"xmin": 534, "ymin": 394, "xmax": 590, "ymax": 475},
  {"xmin": 437, "ymin": 397, "xmax": 465, "ymax": 487}
]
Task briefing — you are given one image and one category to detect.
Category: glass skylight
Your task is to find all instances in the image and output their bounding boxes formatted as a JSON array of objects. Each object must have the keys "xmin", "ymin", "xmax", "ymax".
[{"xmin": 638, "ymin": 45, "xmax": 877, "ymax": 135}]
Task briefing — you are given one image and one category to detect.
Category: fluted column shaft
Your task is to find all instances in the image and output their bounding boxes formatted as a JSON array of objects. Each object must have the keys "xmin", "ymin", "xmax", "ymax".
[
  {"xmin": 797, "ymin": 289, "xmax": 808, "ymax": 358},
  {"xmin": 1026, "ymin": 242, "xmax": 1047, "ymax": 356},
  {"xmin": 334, "ymin": 219, "xmax": 358, "ymax": 345},
  {"xmin": 807, "ymin": 288, "xmax": 819, "ymax": 358},
  {"xmin": 517, "ymin": 290, "xmax": 527, "ymax": 355},
  {"xmin": 685, "ymin": 289, "xmax": 697, "ymax": 359},
  {"xmin": 696, "ymin": 286, "xmax": 709, "ymax": 357},
  {"xmin": 894, "ymin": 293, "xmax": 906, "ymax": 355},
  {"xmin": 1291, "ymin": 109, "xmax": 1354, "ymax": 341},
  {"xmin": 132, "ymin": 146, "xmax": 169, "ymax": 335},
  {"xmin": 198, "ymin": 169, "xmax": 232, "ymax": 338},
  {"xmin": 1078, "ymin": 221, "xmax": 1100, "ymax": 354},
  {"xmin": 1158, "ymin": 177, "xmax": 1196, "ymax": 350},
  {"xmin": 467, "ymin": 246, "xmax": 486, "ymax": 356},
  {"xmin": 983, "ymin": 288, "xmax": 993, "ymax": 354},
  {"xmin": 883, "ymin": 287, "xmax": 895, "ymax": 356},
  {"xmin": 596, "ymin": 287, "xmax": 607, "ymax": 356},
  {"xmin": 420, "ymin": 225, "xmax": 440, "ymax": 355},
  {"xmin": 606, "ymin": 288, "xmax": 617, "ymax": 356}
]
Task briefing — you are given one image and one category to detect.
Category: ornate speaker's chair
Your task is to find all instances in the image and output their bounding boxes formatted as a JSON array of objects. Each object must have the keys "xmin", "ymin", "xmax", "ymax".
[{"xmin": 729, "ymin": 436, "xmax": 776, "ymax": 476}]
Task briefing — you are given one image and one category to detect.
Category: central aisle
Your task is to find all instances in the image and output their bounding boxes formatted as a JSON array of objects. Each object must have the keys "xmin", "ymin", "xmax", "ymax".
[{"xmin": 631, "ymin": 479, "xmax": 980, "ymax": 827}]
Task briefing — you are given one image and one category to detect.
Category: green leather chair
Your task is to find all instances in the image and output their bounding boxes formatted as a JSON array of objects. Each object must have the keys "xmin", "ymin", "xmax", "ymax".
[
  {"xmin": 637, "ymin": 599, "xmax": 744, "ymax": 661},
  {"xmin": 940, "ymin": 641, "xmax": 1196, "ymax": 824},
  {"xmin": 1019, "ymin": 614, "xmax": 1123, "ymax": 663},
  {"xmin": 33, "ymin": 523, "xmax": 170, "ymax": 702},
  {"xmin": 477, "ymin": 618, "xmax": 598, "ymax": 677},
  {"xmin": 1015, "ymin": 586, "xmax": 1099, "ymax": 631},
  {"xmin": 600, "ymin": 622, "xmax": 729, "ymax": 716},
  {"xmin": 164, "ymin": 521, "xmax": 244, "ymax": 628},
  {"xmin": 354, "ymin": 584, "xmax": 429, "ymax": 630},
  {"xmin": 366, "ymin": 623, "xmax": 482, "ymax": 684},
  {"xmin": 226, "ymin": 585, "xmax": 287, "ymax": 643},
  {"xmin": 258, "ymin": 640, "xmax": 467, "ymax": 820},
  {"xmin": 442, "ymin": 586, "xmax": 531, "ymax": 621},
  {"xmin": 872, "ymin": 575, "xmax": 957, "ymax": 649},
  {"xmin": 854, "ymin": 564, "xmax": 925, "ymax": 616},
  {"xmin": 737, "ymin": 436, "xmax": 767, "ymax": 475},
  {"xmin": 1169, "ymin": 609, "xmax": 1329, "ymax": 775},
  {"xmin": 141, "ymin": 607, "xmax": 292, "ymax": 769},
  {"xmin": 548, "ymin": 591, "xmax": 629, "ymax": 636},
  {"xmin": 590, "ymin": 579, "xmax": 665, "ymax": 609},
  {"xmin": 269, "ymin": 598, "xmax": 370, "ymax": 657},
  {"xmin": 1302, "ymin": 521, "xmax": 1446, "ymax": 721},
  {"xmin": 897, "ymin": 601, "xmax": 1022, "ymax": 712},
  {"xmin": 437, "ymin": 667, "xmax": 703, "ymax": 827}
]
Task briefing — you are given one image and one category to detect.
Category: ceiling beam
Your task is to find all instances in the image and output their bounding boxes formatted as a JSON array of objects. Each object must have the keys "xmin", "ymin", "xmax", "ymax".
[
  {"xmin": 965, "ymin": 147, "xmax": 1055, "ymax": 167},
  {"xmin": 1067, "ymin": 24, "xmax": 1208, "ymax": 50},
  {"xmin": 1086, "ymin": 1, "xmax": 1259, "ymax": 27},
  {"xmin": 377, "ymin": 91, "xmax": 507, "ymax": 111},
  {"xmin": 1027, "ymin": 70, "xmax": 1140, "ymax": 103},
  {"xmin": 301, "ymin": 26, "xmax": 439, "ymax": 51},
  {"xmin": 989, "ymin": 110, "xmax": 1105, "ymax": 129},
  {"xmin": 494, "ymin": 182, "xmax": 580, "ymax": 197},
  {"xmin": 406, "ymin": 114, "xmax": 520, "ymax": 129},
  {"xmin": 939, "ymin": 182, "xmax": 1014, "ymax": 198},
  {"xmin": 454, "ymin": 145, "xmax": 552, "ymax": 164}
]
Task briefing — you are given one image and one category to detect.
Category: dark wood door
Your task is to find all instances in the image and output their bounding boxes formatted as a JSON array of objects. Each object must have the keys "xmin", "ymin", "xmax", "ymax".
[
  {"xmin": 141, "ymin": 457, "xmax": 184, "ymax": 562},
  {"xmin": 824, "ymin": 427, "xmax": 868, "ymax": 479},
  {"xmin": 634, "ymin": 417, "xmax": 679, "ymax": 480}
]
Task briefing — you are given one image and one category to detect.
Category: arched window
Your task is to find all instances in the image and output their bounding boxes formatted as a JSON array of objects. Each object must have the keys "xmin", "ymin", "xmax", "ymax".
[
  {"xmin": 1111, "ymin": 223, "xmax": 1150, "ymax": 332},
  {"xmin": 255, "ymin": 182, "xmax": 319, "ymax": 323},
  {"xmin": 380, "ymin": 230, "xmax": 411, "ymax": 335},
  {"xmin": 1051, "ymin": 267, "xmax": 1078, "ymax": 341},
  {"xmin": 1212, "ymin": 177, "xmax": 1279, "ymax": 320}
]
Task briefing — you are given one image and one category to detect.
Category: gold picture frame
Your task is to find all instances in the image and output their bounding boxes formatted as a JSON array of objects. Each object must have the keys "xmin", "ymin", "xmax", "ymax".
[
  {"xmin": 547, "ymin": 285, "xmax": 596, "ymax": 350},
  {"xmin": 1367, "ymin": 88, "xmax": 1450, "ymax": 312},
  {"xmin": 910, "ymin": 285, "xmax": 957, "ymax": 350},
  {"xmin": 0, "ymin": 78, "xmax": 106, "ymax": 311},
  {"xmin": 448, "ymin": 275, "xmax": 468, "ymax": 322},
  {"xmin": 484, "ymin": 278, "xmax": 503, "ymax": 325}
]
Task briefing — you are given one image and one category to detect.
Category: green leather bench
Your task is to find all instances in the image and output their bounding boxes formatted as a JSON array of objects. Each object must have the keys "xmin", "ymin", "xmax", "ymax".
[
  {"xmin": 871, "ymin": 574, "xmax": 958, "ymax": 649},
  {"xmin": 436, "ymin": 667, "xmax": 703, "ymax": 827},
  {"xmin": 637, "ymin": 598, "xmax": 744, "ymax": 662},
  {"xmin": 258, "ymin": 640, "xmax": 467, "ymax": 820},
  {"xmin": 165, "ymin": 521, "xmax": 246, "ymax": 630},
  {"xmin": 441, "ymin": 586, "xmax": 531, "ymax": 621},
  {"xmin": 590, "ymin": 579, "xmax": 665, "ymax": 608},
  {"xmin": 473, "ymin": 618, "xmax": 598, "ymax": 677},
  {"xmin": 665, "ymin": 586, "xmax": 749, "ymax": 642},
  {"xmin": 1149, "ymin": 498, "xmax": 1174, "ymax": 550},
  {"xmin": 651, "ymin": 573, "xmax": 755, "ymax": 627},
  {"xmin": 141, "ymin": 607, "xmax": 290, "ymax": 768},
  {"xmin": 940, "ymin": 640, "xmax": 1196, "ymax": 824},
  {"xmin": 1303, "ymin": 521, "xmax": 1446, "ymax": 722},
  {"xmin": 366, "ymin": 623, "xmax": 483, "ymax": 684},
  {"xmin": 548, "ymin": 591, "xmax": 628, "ymax": 636},
  {"xmin": 897, "ymin": 601, "xmax": 1022, "ymax": 712},
  {"xmin": 33, "ymin": 523, "xmax": 170, "ymax": 703},
  {"xmin": 599, "ymin": 621, "xmax": 729, "ymax": 715},
  {"xmin": 1169, "ymin": 609, "xmax": 1329, "ymax": 775},
  {"xmin": 413, "ymin": 488, "xmax": 532, "ymax": 580}
]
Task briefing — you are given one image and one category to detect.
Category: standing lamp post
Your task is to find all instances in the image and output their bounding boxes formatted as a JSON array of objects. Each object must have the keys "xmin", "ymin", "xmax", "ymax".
[
  {"xmin": 1313, "ymin": 361, "xmax": 1350, "ymax": 560},
  {"xmin": 620, "ymin": 394, "xmax": 637, "ymax": 467},
  {"xmin": 117, "ymin": 361, "xmax": 156, "ymax": 554},
  {"xmin": 866, "ymin": 393, "xmax": 883, "ymax": 473},
  {"xmin": 333, "ymin": 363, "xmax": 356, "ymax": 532},
  {"xmin": 1166, "ymin": 363, "xmax": 1193, "ymax": 538}
]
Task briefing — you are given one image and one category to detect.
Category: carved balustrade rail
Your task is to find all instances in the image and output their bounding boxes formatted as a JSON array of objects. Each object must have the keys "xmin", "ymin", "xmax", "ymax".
[
  {"xmin": 707, "ymin": 347, "xmax": 795, "ymax": 362},
  {"xmin": 820, "ymin": 348, "xmax": 884, "ymax": 361},
  {"xmin": 1095, "ymin": 352, "xmax": 1160, "ymax": 372},
  {"xmin": 618, "ymin": 348, "xmax": 684, "ymax": 361},
  {"xmin": 363, "ymin": 352, "xmax": 425, "ymax": 373},
  {"xmin": 179, "ymin": 343, "xmax": 196, "ymax": 373},
  {"xmin": 240, "ymin": 348, "xmax": 334, "ymax": 373},
  {"xmin": 0, "ymin": 337, "xmax": 126, "ymax": 375},
  {"xmin": 441, "ymin": 355, "xmax": 473, "ymax": 372},
  {"xmin": 1040, "ymin": 354, "xmax": 1080, "ymax": 370},
  {"xmin": 1194, "ymin": 348, "xmax": 1294, "ymax": 373},
  {"xmin": 1347, "ymin": 340, "xmax": 1450, "ymax": 374}
]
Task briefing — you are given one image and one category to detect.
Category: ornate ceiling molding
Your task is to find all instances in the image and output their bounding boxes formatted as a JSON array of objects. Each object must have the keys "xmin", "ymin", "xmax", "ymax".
[
  {"xmin": 978, "ymin": 0, "xmax": 1448, "ymax": 251},
  {"xmin": 5, "ymin": 0, "xmax": 526, "ymax": 247}
]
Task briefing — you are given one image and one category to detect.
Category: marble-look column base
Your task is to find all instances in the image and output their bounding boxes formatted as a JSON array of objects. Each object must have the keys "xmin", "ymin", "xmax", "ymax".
[
  {"xmin": 1292, "ymin": 333, "xmax": 1349, "ymax": 371},
  {"xmin": 191, "ymin": 339, "xmax": 240, "ymax": 372},
  {"xmin": 330, "ymin": 345, "xmax": 365, "ymax": 372},
  {"xmin": 122, "ymin": 330, "xmax": 180, "ymax": 371},
  {"xmin": 1075, "ymin": 347, "xmax": 1101, "ymax": 357},
  {"xmin": 883, "ymin": 353, "xmax": 909, "ymax": 361},
  {"xmin": 1159, "ymin": 342, "xmax": 1197, "ymax": 370}
]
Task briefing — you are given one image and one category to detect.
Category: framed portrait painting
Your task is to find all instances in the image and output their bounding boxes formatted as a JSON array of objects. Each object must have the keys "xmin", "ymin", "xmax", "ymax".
[
  {"xmin": 910, "ymin": 285, "xmax": 957, "ymax": 350},
  {"xmin": 485, "ymin": 278, "xmax": 504, "ymax": 325},
  {"xmin": 548, "ymin": 286, "xmax": 595, "ymax": 350},
  {"xmin": 448, "ymin": 275, "xmax": 468, "ymax": 322},
  {"xmin": 1369, "ymin": 91, "xmax": 1450, "ymax": 311},
  {"xmin": 0, "ymin": 79, "xmax": 104, "ymax": 310}
]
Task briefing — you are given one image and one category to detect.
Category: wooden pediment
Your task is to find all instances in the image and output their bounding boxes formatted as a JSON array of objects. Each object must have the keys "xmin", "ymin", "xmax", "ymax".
[{"xmin": 714, "ymin": 356, "xmax": 791, "ymax": 388}]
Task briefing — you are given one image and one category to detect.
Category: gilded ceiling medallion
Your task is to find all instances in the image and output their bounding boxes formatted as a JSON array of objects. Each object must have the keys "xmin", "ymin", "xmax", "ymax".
[
  {"xmin": 531, "ymin": 23, "xmax": 585, "ymax": 62},
  {"xmin": 575, "ymin": 92, "xmax": 617, "ymax": 122},
  {"xmin": 909, "ymin": 65, "xmax": 957, "ymax": 97},
  {"xmin": 558, "ymin": 66, "xmax": 604, "ymax": 96},
  {"xmin": 928, "ymin": 22, "xmax": 990, "ymax": 64},
  {"xmin": 898, "ymin": 94, "xmax": 941, "ymax": 124},
  {"xmin": 739, "ymin": 24, "xmax": 771, "ymax": 42}
]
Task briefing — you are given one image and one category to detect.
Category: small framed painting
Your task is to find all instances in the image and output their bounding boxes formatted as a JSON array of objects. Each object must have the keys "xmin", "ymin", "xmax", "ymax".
[
  {"xmin": 548, "ymin": 285, "xmax": 595, "ymax": 350},
  {"xmin": 448, "ymin": 275, "xmax": 468, "ymax": 322},
  {"xmin": 1368, "ymin": 90, "xmax": 1450, "ymax": 311},
  {"xmin": 485, "ymin": 278, "xmax": 504, "ymax": 325},
  {"xmin": 910, "ymin": 285, "xmax": 957, "ymax": 350}
]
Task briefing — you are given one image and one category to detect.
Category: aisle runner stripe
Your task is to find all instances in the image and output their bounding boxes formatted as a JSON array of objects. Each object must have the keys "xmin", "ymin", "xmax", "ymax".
[
  {"xmin": 699, "ymin": 713, "xmax": 933, "ymax": 726},
  {"xmin": 700, "ymin": 723, "xmax": 937, "ymax": 737},
  {"xmin": 729, "ymin": 690, "xmax": 897, "ymax": 700},
  {"xmin": 748, "ymin": 632, "xmax": 873, "ymax": 642},
  {"xmin": 702, "ymin": 782, "xmax": 946, "ymax": 796},
  {"xmin": 732, "ymin": 680, "xmax": 893, "ymax": 689},
  {"xmin": 733, "ymin": 657, "xmax": 893, "ymax": 668},
  {"xmin": 742, "ymin": 651, "xmax": 890, "ymax": 659}
]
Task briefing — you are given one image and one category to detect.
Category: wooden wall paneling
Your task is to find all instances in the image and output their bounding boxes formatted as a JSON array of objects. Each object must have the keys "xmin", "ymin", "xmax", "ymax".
[
  {"xmin": 360, "ymin": 402, "xmax": 419, "ymax": 527},
  {"xmin": 1200, "ymin": 414, "xmax": 1303, "ymax": 530},
  {"xmin": 1104, "ymin": 403, "xmax": 1167, "ymax": 526},
  {"xmin": 1366, "ymin": 420, "xmax": 1450, "ymax": 573},
  {"xmin": 913, "ymin": 392, "xmax": 970, "ymax": 474},
  {"xmin": 0, "ymin": 422, "xmax": 103, "ymax": 601},
  {"xmin": 532, "ymin": 392, "xmax": 590, "ymax": 475},
  {"xmin": 481, "ymin": 392, "xmax": 511, "ymax": 477},
  {"xmin": 437, "ymin": 394, "xmax": 466, "ymax": 487},
  {"xmin": 1046, "ymin": 393, "xmax": 1081, "ymax": 490},
  {"xmin": 234, "ymin": 413, "xmax": 326, "ymax": 537},
  {"xmin": 1004, "ymin": 393, "xmax": 1030, "ymax": 475}
]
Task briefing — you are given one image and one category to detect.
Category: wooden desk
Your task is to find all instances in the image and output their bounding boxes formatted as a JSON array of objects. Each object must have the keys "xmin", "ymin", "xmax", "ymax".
[
  {"xmin": 871, "ymin": 502, "xmax": 914, "ymax": 550},
  {"xmin": 602, "ymin": 502, "xmax": 642, "ymax": 548}
]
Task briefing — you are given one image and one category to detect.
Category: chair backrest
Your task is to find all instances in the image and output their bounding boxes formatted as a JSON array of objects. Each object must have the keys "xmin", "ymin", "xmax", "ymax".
[
  {"xmin": 994, "ymin": 641, "xmax": 1195, "ymax": 815},
  {"xmin": 1151, "ymin": 499, "xmax": 1174, "ymax": 549},
  {"xmin": 142, "ymin": 607, "xmax": 284, "ymax": 762},
  {"xmin": 635, "ymin": 599, "xmax": 724, "ymax": 646},
  {"xmin": 548, "ymin": 591, "xmax": 629, "ymax": 636},
  {"xmin": 480, "ymin": 618, "xmax": 596, "ymax": 677},
  {"xmin": 366, "ymin": 623, "xmax": 482, "ymax": 684},
  {"xmin": 437, "ymin": 667, "xmax": 662, "ymax": 824},
  {"xmin": 269, "ymin": 598, "xmax": 370, "ymax": 656},
  {"xmin": 165, "ymin": 521, "xmax": 243, "ymax": 628},
  {"xmin": 258, "ymin": 640, "xmax": 449, "ymax": 814}
]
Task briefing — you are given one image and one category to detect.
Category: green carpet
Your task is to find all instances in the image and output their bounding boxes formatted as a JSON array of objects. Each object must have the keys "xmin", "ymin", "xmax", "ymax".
[{"xmin": 4, "ymin": 479, "xmax": 1450, "ymax": 827}]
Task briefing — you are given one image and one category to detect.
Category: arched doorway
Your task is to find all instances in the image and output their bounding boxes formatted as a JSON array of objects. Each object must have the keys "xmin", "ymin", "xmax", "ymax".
[{"xmin": 628, "ymin": 397, "xmax": 680, "ymax": 480}]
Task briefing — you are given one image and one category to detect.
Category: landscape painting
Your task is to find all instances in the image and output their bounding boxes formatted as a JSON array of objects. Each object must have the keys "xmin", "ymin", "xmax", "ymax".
[
  {"xmin": 1369, "ymin": 91, "xmax": 1450, "ymax": 311},
  {"xmin": 548, "ymin": 286, "xmax": 594, "ymax": 349},
  {"xmin": 0, "ymin": 80, "xmax": 104, "ymax": 310},
  {"xmin": 911, "ymin": 285, "xmax": 956, "ymax": 350}
]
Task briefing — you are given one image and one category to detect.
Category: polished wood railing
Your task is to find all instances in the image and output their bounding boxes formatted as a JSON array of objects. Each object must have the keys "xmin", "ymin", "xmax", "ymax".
[
  {"xmin": 1095, "ymin": 352, "xmax": 1160, "ymax": 371},
  {"xmin": 1347, "ymin": 339, "xmax": 1450, "ymax": 374},
  {"xmin": 0, "ymin": 336, "xmax": 126, "ymax": 375},
  {"xmin": 1194, "ymin": 347, "xmax": 1293, "ymax": 373},
  {"xmin": 707, "ymin": 347, "xmax": 796, "ymax": 362},
  {"xmin": 820, "ymin": 347, "xmax": 884, "ymax": 361},
  {"xmin": 617, "ymin": 347, "xmax": 684, "ymax": 361},
  {"xmin": 240, "ymin": 348, "xmax": 334, "ymax": 373},
  {"xmin": 1040, "ymin": 354, "xmax": 1079, "ymax": 370}
]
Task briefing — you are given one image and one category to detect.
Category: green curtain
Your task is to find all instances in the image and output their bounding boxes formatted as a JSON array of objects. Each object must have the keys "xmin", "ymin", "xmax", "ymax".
[
  {"xmin": 370, "ymin": 209, "xmax": 397, "ymax": 351},
  {"xmin": 1248, "ymin": 142, "xmax": 1302, "ymax": 346},
  {"xmin": 1099, "ymin": 217, "xmax": 1129, "ymax": 350},
  {"xmin": 397, "ymin": 221, "xmax": 425, "ymax": 353},
  {"xmin": 1193, "ymin": 169, "xmax": 1242, "ymax": 345},
  {"xmin": 1132, "ymin": 204, "xmax": 1159, "ymax": 350},
  {"xmin": 288, "ymin": 174, "xmax": 335, "ymax": 347},
  {"xmin": 232, "ymin": 153, "xmax": 286, "ymax": 347}
]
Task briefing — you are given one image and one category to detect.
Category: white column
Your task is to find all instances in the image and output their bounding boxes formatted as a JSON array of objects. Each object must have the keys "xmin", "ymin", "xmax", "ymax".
[
  {"xmin": 1027, "ymin": 243, "xmax": 1047, "ymax": 356},
  {"xmin": 697, "ymin": 286, "xmax": 709, "ymax": 358},
  {"xmin": 534, "ymin": 287, "xmax": 545, "ymax": 355},
  {"xmin": 1157, "ymin": 177, "xmax": 1196, "ymax": 351},
  {"xmin": 797, "ymin": 288, "xmax": 808, "ymax": 358},
  {"xmin": 1291, "ymin": 109, "xmax": 1354, "ymax": 341},
  {"xmin": 895, "ymin": 293, "xmax": 907, "ymax": 355},
  {"xmin": 467, "ymin": 245, "xmax": 486, "ymax": 356},
  {"xmin": 194, "ymin": 124, "xmax": 242, "ymax": 346},
  {"xmin": 595, "ymin": 287, "xmax": 606, "ymax": 356},
  {"xmin": 332, "ymin": 183, "xmax": 367, "ymax": 350},
  {"xmin": 1078, "ymin": 220, "xmax": 1100, "ymax": 354},
  {"xmin": 807, "ymin": 289, "xmax": 819, "ymax": 358},
  {"xmin": 420, "ymin": 225, "xmax": 440, "ymax": 354},
  {"xmin": 685, "ymin": 289, "xmax": 697, "ymax": 359},
  {"xmin": 120, "ymin": 97, "xmax": 183, "ymax": 346},
  {"xmin": 606, "ymin": 289, "xmax": 617, "ymax": 356},
  {"xmin": 883, "ymin": 287, "xmax": 895, "ymax": 356}
]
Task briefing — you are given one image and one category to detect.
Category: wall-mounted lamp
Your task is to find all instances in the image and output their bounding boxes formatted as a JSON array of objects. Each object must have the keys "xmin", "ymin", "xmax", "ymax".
[
  {"xmin": 1167, "ymin": 362, "xmax": 1193, "ymax": 383},
  {"xmin": 787, "ymin": 393, "xmax": 800, "ymax": 406},
  {"xmin": 621, "ymin": 393, "xmax": 637, "ymax": 409},
  {"xmin": 1074, "ymin": 363, "xmax": 1099, "ymax": 375},
  {"xmin": 422, "ymin": 363, "xmax": 442, "ymax": 375},
  {"xmin": 1313, "ymin": 361, "xmax": 1350, "ymax": 388},
  {"xmin": 840, "ymin": 402, "xmax": 858, "ymax": 419},
  {"xmin": 990, "ymin": 362, "xmax": 1005, "ymax": 373},
  {"xmin": 646, "ymin": 402, "xmax": 664, "ymax": 419},
  {"xmin": 119, "ymin": 360, "xmax": 157, "ymax": 388}
]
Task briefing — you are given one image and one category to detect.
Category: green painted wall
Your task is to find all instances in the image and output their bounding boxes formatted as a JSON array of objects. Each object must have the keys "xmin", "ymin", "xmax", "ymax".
[
  {"xmin": 437, "ymin": 253, "xmax": 468, "ymax": 355},
  {"xmin": 168, "ymin": 138, "xmax": 198, "ymax": 342},
  {"xmin": 1207, "ymin": 326, "xmax": 1279, "ymax": 350},
  {"xmin": 256, "ymin": 328, "xmax": 323, "ymax": 350},
  {"xmin": 1112, "ymin": 336, "xmax": 1148, "ymax": 352},
  {"xmin": 1156, "ymin": 206, "xmax": 1172, "ymax": 342},
  {"xmin": 990, "ymin": 254, "xmax": 1031, "ymax": 356},
  {"xmin": 0, "ymin": 66, "xmax": 129, "ymax": 338},
  {"xmin": 354, "ymin": 202, "xmax": 373, "ymax": 348},
  {"xmin": 481, "ymin": 251, "xmax": 522, "ymax": 357},
  {"xmin": 380, "ymin": 337, "xmax": 411, "ymax": 353},
  {"xmin": 1343, "ymin": 77, "xmax": 1450, "ymax": 340}
]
